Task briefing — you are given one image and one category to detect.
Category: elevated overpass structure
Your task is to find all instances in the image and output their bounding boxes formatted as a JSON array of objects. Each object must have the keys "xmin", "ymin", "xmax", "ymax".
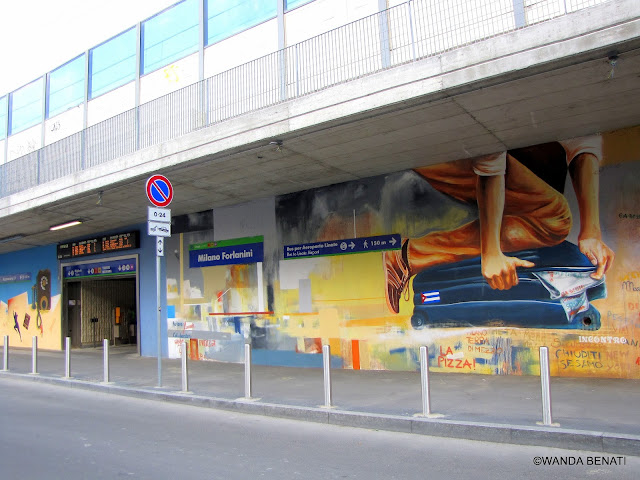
[{"xmin": 1, "ymin": 0, "xmax": 638, "ymax": 252}]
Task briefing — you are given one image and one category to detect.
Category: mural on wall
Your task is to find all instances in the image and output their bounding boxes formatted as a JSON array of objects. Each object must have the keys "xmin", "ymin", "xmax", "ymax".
[
  {"xmin": 385, "ymin": 136, "xmax": 613, "ymax": 331},
  {"xmin": 166, "ymin": 125, "xmax": 640, "ymax": 378},
  {"xmin": 0, "ymin": 268, "xmax": 62, "ymax": 349}
]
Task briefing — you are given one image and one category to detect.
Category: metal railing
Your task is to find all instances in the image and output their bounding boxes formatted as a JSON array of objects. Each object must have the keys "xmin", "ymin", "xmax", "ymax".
[{"xmin": 0, "ymin": 0, "xmax": 608, "ymax": 199}]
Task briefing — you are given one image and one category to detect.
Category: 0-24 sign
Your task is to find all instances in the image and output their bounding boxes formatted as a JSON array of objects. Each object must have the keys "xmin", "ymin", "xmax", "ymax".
[{"xmin": 148, "ymin": 207, "xmax": 171, "ymax": 223}]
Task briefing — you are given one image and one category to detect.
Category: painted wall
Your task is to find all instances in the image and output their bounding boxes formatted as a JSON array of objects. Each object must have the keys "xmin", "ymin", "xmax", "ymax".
[
  {"xmin": 164, "ymin": 125, "xmax": 640, "ymax": 378},
  {"xmin": 0, "ymin": 245, "xmax": 61, "ymax": 349},
  {"xmin": 0, "ymin": 223, "xmax": 160, "ymax": 354}
]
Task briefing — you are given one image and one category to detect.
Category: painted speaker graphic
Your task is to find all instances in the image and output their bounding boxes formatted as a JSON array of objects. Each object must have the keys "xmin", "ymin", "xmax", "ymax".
[{"xmin": 37, "ymin": 269, "xmax": 51, "ymax": 311}]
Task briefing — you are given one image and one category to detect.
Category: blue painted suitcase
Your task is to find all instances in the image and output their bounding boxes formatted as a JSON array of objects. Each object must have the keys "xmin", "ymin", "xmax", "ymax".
[{"xmin": 410, "ymin": 241, "xmax": 605, "ymax": 330}]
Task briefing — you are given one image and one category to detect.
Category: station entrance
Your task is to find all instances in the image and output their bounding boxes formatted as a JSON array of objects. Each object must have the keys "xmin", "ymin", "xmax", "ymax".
[{"xmin": 62, "ymin": 255, "xmax": 139, "ymax": 351}]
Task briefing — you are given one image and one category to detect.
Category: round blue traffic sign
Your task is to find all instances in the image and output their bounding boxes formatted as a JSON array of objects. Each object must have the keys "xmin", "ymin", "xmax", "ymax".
[{"xmin": 146, "ymin": 175, "xmax": 173, "ymax": 207}]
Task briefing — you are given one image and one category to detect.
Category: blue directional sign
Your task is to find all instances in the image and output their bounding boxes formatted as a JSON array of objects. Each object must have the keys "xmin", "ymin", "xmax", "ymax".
[
  {"xmin": 63, "ymin": 258, "xmax": 137, "ymax": 279},
  {"xmin": 284, "ymin": 234, "xmax": 401, "ymax": 259}
]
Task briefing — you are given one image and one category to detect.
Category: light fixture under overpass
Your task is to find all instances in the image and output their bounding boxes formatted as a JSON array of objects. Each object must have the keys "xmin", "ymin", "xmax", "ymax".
[{"xmin": 49, "ymin": 220, "xmax": 83, "ymax": 231}]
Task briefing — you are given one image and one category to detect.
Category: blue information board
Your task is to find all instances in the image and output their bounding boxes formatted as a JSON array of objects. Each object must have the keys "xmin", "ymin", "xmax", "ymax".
[
  {"xmin": 189, "ymin": 236, "xmax": 264, "ymax": 268},
  {"xmin": 284, "ymin": 234, "xmax": 401, "ymax": 259},
  {"xmin": 63, "ymin": 258, "xmax": 137, "ymax": 279}
]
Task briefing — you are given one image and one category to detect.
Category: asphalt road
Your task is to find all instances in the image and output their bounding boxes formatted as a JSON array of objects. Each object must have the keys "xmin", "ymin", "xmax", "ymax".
[{"xmin": 0, "ymin": 377, "xmax": 637, "ymax": 480}]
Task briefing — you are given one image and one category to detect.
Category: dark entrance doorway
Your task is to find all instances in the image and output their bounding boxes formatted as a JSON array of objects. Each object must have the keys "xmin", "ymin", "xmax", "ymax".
[{"xmin": 63, "ymin": 277, "xmax": 137, "ymax": 348}]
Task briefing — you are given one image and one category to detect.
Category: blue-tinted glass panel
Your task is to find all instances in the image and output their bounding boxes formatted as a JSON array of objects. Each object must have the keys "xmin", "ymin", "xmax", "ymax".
[
  {"xmin": 142, "ymin": 0, "xmax": 199, "ymax": 74},
  {"xmin": 48, "ymin": 54, "xmax": 85, "ymax": 118},
  {"xmin": 10, "ymin": 78, "xmax": 43, "ymax": 134},
  {"xmin": 206, "ymin": 0, "xmax": 277, "ymax": 45},
  {"xmin": 286, "ymin": 0, "xmax": 314, "ymax": 11},
  {"xmin": 0, "ymin": 96, "xmax": 7, "ymax": 139},
  {"xmin": 90, "ymin": 27, "xmax": 137, "ymax": 99}
]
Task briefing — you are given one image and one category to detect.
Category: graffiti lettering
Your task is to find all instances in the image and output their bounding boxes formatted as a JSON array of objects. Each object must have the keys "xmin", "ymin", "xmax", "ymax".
[
  {"xmin": 555, "ymin": 349, "xmax": 601, "ymax": 360},
  {"xmin": 622, "ymin": 271, "xmax": 640, "ymax": 281},
  {"xmin": 438, "ymin": 345, "xmax": 475, "ymax": 369},
  {"xmin": 437, "ymin": 356, "xmax": 476, "ymax": 370},
  {"xmin": 628, "ymin": 302, "xmax": 640, "ymax": 311},
  {"xmin": 618, "ymin": 213, "xmax": 640, "ymax": 219},
  {"xmin": 560, "ymin": 359, "xmax": 603, "ymax": 369},
  {"xmin": 468, "ymin": 345, "xmax": 503, "ymax": 355},
  {"xmin": 465, "ymin": 330, "xmax": 489, "ymax": 345},
  {"xmin": 9, "ymin": 139, "xmax": 38, "ymax": 158},
  {"xmin": 622, "ymin": 281, "xmax": 640, "ymax": 292},
  {"xmin": 578, "ymin": 336, "xmax": 627, "ymax": 344},
  {"xmin": 605, "ymin": 350, "xmax": 629, "ymax": 360},
  {"xmin": 607, "ymin": 310, "xmax": 625, "ymax": 322},
  {"xmin": 50, "ymin": 121, "xmax": 61, "ymax": 132},
  {"xmin": 198, "ymin": 339, "xmax": 216, "ymax": 347}
]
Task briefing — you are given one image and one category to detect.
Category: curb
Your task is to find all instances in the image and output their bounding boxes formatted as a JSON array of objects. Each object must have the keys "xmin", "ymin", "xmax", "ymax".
[{"xmin": 2, "ymin": 371, "xmax": 639, "ymax": 456}]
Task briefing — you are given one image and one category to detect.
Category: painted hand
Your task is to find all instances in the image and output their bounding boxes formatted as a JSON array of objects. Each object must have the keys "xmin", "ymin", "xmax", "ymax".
[
  {"xmin": 578, "ymin": 237, "xmax": 615, "ymax": 280},
  {"xmin": 482, "ymin": 252, "xmax": 535, "ymax": 290}
]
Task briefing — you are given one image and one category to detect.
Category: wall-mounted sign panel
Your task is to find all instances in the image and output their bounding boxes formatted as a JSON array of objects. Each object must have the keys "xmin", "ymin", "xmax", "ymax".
[
  {"xmin": 0, "ymin": 273, "xmax": 32, "ymax": 284},
  {"xmin": 57, "ymin": 231, "xmax": 139, "ymax": 259},
  {"xmin": 189, "ymin": 236, "xmax": 264, "ymax": 268},
  {"xmin": 283, "ymin": 234, "xmax": 401, "ymax": 259},
  {"xmin": 62, "ymin": 258, "xmax": 137, "ymax": 279}
]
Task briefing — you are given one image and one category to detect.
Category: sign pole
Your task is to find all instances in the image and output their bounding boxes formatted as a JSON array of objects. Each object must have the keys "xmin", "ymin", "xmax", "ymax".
[
  {"xmin": 146, "ymin": 174, "xmax": 173, "ymax": 389},
  {"xmin": 157, "ymin": 254, "xmax": 162, "ymax": 387}
]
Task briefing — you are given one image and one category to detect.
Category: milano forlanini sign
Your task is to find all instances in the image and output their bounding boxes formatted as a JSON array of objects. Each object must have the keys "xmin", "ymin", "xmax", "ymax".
[{"xmin": 189, "ymin": 236, "xmax": 264, "ymax": 268}]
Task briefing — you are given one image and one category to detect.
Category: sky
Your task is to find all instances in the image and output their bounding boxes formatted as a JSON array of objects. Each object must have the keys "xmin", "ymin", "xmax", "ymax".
[{"xmin": 0, "ymin": 0, "xmax": 179, "ymax": 97}]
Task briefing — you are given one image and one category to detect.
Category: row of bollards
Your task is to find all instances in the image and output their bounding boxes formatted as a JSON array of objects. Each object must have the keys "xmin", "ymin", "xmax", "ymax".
[
  {"xmin": 1, "ymin": 335, "xmax": 554, "ymax": 425},
  {"xmin": 319, "ymin": 344, "xmax": 554, "ymax": 424}
]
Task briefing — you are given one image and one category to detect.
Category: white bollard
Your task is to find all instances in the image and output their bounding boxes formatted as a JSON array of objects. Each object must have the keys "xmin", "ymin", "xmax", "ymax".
[
  {"xmin": 103, "ymin": 339, "xmax": 110, "ymax": 383},
  {"xmin": 181, "ymin": 340, "xmax": 189, "ymax": 393},
  {"xmin": 420, "ymin": 346, "xmax": 431, "ymax": 416},
  {"xmin": 322, "ymin": 345, "xmax": 332, "ymax": 408},
  {"xmin": 31, "ymin": 336, "xmax": 38, "ymax": 374},
  {"xmin": 65, "ymin": 337, "xmax": 71, "ymax": 378},
  {"xmin": 539, "ymin": 346, "xmax": 553, "ymax": 425},
  {"xmin": 3, "ymin": 335, "xmax": 8, "ymax": 371},
  {"xmin": 244, "ymin": 343, "xmax": 252, "ymax": 399}
]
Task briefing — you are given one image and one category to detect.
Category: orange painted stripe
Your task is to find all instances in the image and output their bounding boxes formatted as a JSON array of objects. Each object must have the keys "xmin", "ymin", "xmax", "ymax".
[{"xmin": 352, "ymin": 339, "xmax": 360, "ymax": 370}]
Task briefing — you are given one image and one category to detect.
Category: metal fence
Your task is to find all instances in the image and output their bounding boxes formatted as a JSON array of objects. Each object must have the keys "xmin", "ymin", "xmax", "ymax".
[{"xmin": 0, "ymin": 0, "xmax": 608, "ymax": 199}]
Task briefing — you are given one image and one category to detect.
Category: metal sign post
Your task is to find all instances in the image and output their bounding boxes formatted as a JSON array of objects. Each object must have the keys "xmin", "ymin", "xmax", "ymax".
[{"xmin": 146, "ymin": 176, "xmax": 173, "ymax": 388}]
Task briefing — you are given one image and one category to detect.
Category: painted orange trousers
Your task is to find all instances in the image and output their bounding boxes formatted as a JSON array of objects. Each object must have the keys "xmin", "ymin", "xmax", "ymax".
[{"xmin": 408, "ymin": 155, "xmax": 572, "ymax": 273}]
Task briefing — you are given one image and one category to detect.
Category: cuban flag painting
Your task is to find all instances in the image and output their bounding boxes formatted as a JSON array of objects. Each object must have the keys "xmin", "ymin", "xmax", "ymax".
[{"xmin": 421, "ymin": 291, "xmax": 440, "ymax": 304}]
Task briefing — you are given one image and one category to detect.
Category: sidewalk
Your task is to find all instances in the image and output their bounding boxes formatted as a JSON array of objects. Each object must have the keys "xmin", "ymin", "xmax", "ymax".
[{"xmin": 2, "ymin": 345, "xmax": 639, "ymax": 455}]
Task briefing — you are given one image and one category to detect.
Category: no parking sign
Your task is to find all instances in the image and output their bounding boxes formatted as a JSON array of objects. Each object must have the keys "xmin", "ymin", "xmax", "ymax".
[{"xmin": 146, "ymin": 174, "xmax": 173, "ymax": 207}]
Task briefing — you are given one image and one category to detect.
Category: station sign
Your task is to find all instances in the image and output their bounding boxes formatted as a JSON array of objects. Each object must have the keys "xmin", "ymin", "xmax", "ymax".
[
  {"xmin": 189, "ymin": 236, "xmax": 264, "ymax": 268},
  {"xmin": 283, "ymin": 233, "xmax": 401, "ymax": 259}
]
